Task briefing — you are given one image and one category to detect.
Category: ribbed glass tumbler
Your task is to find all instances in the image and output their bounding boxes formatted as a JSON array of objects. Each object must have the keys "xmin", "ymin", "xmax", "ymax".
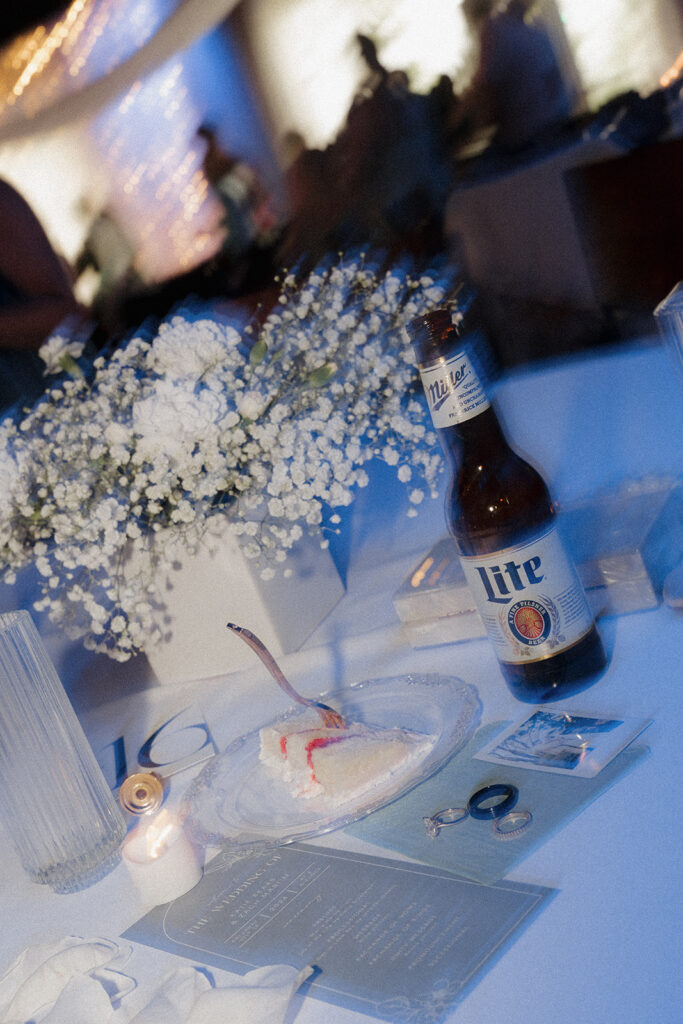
[{"xmin": 0, "ymin": 611, "xmax": 126, "ymax": 893}]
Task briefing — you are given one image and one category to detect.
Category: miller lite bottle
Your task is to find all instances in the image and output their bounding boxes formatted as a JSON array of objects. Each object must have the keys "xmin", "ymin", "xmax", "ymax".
[{"xmin": 407, "ymin": 307, "xmax": 606, "ymax": 702}]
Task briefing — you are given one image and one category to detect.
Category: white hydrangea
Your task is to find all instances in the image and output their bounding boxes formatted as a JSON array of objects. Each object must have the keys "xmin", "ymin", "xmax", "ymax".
[
  {"xmin": 132, "ymin": 380, "xmax": 228, "ymax": 461},
  {"xmin": 150, "ymin": 316, "xmax": 241, "ymax": 378}
]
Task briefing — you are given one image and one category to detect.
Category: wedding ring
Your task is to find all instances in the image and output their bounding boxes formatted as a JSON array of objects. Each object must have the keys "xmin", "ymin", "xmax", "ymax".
[
  {"xmin": 423, "ymin": 806, "xmax": 468, "ymax": 838},
  {"xmin": 119, "ymin": 771, "xmax": 165, "ymax": 815},
  {"xmin": 492, "ymin": 810, "xmax": 533, "ymax": 840},
  {"xmin": 467, "ymin": 783, "xmax": 518, "ymax": 820}
]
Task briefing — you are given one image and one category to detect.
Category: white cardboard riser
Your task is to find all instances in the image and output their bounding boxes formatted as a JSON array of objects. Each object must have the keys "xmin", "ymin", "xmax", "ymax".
[{"xmin": 134, "ymin": 521, "xmax": 345, "ymax": 685}]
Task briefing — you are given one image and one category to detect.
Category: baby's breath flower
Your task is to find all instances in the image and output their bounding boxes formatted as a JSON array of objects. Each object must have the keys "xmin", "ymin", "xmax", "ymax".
[
  {"xmin": 39, "ymin": 334, "xmax": 86, "ymax": 376},
  {"xmin": 0, "ymin": 256, "xmax": 461, "ymax": 660}
]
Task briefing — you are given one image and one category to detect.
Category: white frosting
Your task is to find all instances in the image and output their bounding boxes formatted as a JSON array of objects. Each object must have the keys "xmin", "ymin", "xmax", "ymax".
[{"xmin": 259, "ymin": 719, "xmax": 432, "ymax": 804}]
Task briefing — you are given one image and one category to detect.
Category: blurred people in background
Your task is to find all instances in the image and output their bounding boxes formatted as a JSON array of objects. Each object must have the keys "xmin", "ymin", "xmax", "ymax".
[
  {"xmin": 450, "ymin": 0, "xmax": 578, "ymax": 157},
  {"xmin": 198, "ymin": 124, "xmax": 279, "ymax": 262},
  {"xmin": 195, "ymin": 123, "xmax": 282, "ymax": 296},
  {"xmin": 356, "ymin": 32, "xmax": 388, "ymax": 91},
  {"xmin": 111, "ymin": 126, "xmax": 284, "ymax": 331},
  {"xmin": 75, "ymin": 204, "xmax": 138, "ymax": 337},
  {"xmin": 0, "ymin": 178, "xmax": 83, "ymax": 414},
  {"xmin": 283, "ymin": 33, "xmax": 455, "ymax": 263},
  {"xmin": 276, "ymin": 130, "xmax": 342, "ymax": 269}
]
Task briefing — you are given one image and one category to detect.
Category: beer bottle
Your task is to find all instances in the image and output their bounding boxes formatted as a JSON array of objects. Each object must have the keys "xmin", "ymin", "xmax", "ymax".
[{"xmin": 407, "ymin": 307, "xmax": 606, "ymax": 703}]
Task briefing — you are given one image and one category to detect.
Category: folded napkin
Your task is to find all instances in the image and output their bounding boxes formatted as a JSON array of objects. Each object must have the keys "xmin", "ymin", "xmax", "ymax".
[{"xmin": 0, "ymin": 937, "xmax": 312, "ymax": 1024}]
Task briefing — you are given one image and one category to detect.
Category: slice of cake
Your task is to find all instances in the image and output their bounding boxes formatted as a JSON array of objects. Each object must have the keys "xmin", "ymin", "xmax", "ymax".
[{"xmin": 259, "ymin": 718, "xmax": 433, "ymax": 804}]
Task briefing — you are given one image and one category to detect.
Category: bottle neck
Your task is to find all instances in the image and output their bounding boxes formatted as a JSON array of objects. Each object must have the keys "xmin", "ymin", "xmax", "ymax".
[
  {"xmin": 434, "ymin": 403, "xmax": 509, "ymax": 469},
  {"xmin": 407, "ymin": 305, "xmax": 511, "ymax": 464},
  {"xmin": 411, "ymin": 323, "xmax": 493, "ymax": 436}
]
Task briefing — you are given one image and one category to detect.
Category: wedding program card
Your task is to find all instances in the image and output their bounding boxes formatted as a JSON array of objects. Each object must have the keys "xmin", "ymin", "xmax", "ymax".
[{"xmin": 124, "ymin": 843, "xmax": 555, "ymax": 1022}]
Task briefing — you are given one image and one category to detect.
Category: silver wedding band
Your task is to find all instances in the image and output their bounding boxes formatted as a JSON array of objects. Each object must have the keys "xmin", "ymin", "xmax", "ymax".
[{"xmin": 492, "ymin": 809, "xmax": 533, "ymax": 840}]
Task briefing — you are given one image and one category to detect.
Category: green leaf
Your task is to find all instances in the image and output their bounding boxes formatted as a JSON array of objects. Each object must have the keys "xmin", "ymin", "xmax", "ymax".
[
  {"xmin": 59, "ymin": 354, "xmax": 84, "ymax": 378},
  {"xmin": 249, "ymin": 339, "xmax": 268, "ymax": 366},
  {"xmin": 307, "ymin": 362, "xmax": 337, "ymax": 387}
]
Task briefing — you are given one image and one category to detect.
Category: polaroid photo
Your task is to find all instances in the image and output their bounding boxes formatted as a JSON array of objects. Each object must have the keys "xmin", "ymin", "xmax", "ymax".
[{"xmin": 474, "ymin": 708, "xmax": 652, "ymax": 777}]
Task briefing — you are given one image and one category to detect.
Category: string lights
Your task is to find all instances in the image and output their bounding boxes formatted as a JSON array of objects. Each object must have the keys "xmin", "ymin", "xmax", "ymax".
[{"xmin": 0, "ymin": 0, "xmax": 224, "ymax": 282}]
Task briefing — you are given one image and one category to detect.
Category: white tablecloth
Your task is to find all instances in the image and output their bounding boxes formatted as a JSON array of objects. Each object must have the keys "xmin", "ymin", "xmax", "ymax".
[{"xmin": 1, "ymin": 335, "xmax": 681, "ymax": 1024}]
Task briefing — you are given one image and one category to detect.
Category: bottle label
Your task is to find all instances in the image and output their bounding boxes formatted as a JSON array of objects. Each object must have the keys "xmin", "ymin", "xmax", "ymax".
[
  {"xmin": 419, "ymin": 348, "xmax": 490, "ymax": 427},
  {"xmin": 459, "ymin": 527, "xmax": 594, "ymax": 665}
]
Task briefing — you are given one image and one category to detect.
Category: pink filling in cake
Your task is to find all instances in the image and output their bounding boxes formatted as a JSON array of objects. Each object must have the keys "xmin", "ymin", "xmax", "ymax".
[{"xmin": 259, "ymin": 719, "xmax": 432, "ymax": 803}]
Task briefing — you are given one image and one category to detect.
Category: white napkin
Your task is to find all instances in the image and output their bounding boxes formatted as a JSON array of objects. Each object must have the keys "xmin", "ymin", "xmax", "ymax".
[
  {"xmin": 0, "ymin": 937, "xmax": 133, "ymax": 1023},
  {"xmin": 0, "ymin": 938, "xmax": 312, "ymax": 1024},
  {"xmin": 130, "ymin": 964, "xmax": 313, "ymax": 1024},
  {"xmin": 39, "ymin": 975, "xmax": 117, "ymax": 1024},
  {"xmin": 127, "ymin": 968, "xmax": 207, "ymax": 1024}
]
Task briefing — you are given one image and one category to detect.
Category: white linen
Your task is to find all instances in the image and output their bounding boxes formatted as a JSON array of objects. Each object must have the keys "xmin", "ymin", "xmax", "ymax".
[
  {"xmin": 39, "ymin": 975, "xmax": 115, "ymax": 1024},
  {"xmin": 130, "ymin": 964, "xmax": 313, "ymax": 1024},
  {"xmin": 0, "ymin": 937, "xmax": 311, "ymax": 1024},
  {"xmin": 0, "ymin": 937, "xmax": 133, "ymax": 1023}
]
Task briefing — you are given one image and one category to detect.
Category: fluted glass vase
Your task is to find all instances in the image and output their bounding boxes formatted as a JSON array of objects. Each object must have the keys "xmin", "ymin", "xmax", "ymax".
[{"xmin": 0, "ymin": 611, "xmax": 126, "ymax": 893}]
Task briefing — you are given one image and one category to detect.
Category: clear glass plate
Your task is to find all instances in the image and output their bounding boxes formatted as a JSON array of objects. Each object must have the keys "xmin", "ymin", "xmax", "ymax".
[{"xmin": 183, "ymin": 673, "xmax": 481, "ymax": 851}]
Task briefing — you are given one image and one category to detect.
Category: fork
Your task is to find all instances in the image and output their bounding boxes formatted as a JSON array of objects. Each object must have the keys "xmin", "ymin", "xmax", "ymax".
[{"xmin": 226, "ymin": 622, "xmax": 346, "ymax": 730}]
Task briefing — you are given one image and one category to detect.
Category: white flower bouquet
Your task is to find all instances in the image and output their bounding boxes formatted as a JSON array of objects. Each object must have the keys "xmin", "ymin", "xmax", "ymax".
[{"xmin": 0, "ymin": 253, "xmax": 461, "ymax": 660}]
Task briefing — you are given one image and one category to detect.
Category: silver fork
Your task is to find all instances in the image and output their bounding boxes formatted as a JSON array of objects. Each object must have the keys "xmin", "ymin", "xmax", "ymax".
[{"xmin": 226, "ymin": 622, "xmax": 346, "ymax": 730}]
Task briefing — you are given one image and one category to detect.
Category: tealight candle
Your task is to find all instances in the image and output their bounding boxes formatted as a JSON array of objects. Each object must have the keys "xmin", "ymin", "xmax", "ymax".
[{"xmin": 122, "ymin": 809, "xmax": 202, "ymax": 906}]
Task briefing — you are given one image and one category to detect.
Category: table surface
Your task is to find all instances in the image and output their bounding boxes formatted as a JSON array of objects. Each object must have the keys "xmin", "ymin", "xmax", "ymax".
[{"xmin": 1, "ymin": 335, "xmax": 681, "ymax": 1024}]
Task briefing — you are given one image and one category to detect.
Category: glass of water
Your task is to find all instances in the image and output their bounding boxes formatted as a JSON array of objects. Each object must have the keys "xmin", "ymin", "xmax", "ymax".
[{"xmin": 0, "ymin": 610, "xmax": 126, "ymax": 892}]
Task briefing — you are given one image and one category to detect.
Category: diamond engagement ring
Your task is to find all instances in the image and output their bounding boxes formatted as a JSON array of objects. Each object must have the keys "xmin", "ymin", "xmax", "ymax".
[{"xmin": 423, "ymin": 806, "xmax": 468, "ymax": 837}]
